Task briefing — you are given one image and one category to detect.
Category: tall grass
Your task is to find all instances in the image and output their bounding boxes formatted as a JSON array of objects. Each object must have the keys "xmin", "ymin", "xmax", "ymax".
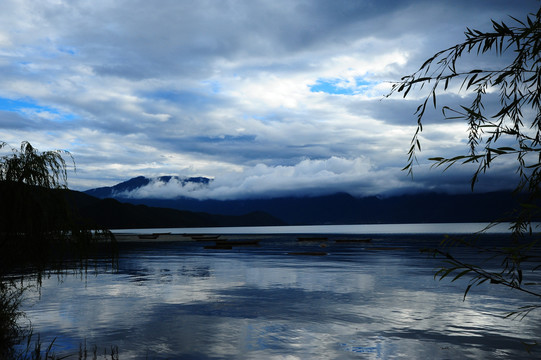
[{"xmin": 11, "ymin": 332, "xmax": 120, "ymax": 360}]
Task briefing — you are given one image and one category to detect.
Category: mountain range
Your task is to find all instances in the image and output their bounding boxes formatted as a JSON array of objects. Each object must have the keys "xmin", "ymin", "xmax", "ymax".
[
  {"xmin": 0, "ymin": 180, "xmax": 284, "ymax": 231},
  {"xmin": 85, "ymin": 175, "xmax": 212, "ymax": 198},
  {"xmin": 84, "ymin": 176, "xmax": 522, "ymax": 225},
  {"xmin": 67, "ymin": 190, "xmax": 284, "ymax": 229}
]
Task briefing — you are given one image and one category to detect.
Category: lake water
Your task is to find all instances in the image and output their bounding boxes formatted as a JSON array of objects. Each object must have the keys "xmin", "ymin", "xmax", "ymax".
[
  {"xmin": 18, "ymin": 224, "xmax": 541, "ymax": 359},
  {"xmin": 111, "ymin": 222, "xmax": 518, "ymax": 235}
]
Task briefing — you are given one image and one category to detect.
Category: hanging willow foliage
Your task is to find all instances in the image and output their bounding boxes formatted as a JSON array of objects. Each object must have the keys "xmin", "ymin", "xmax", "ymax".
[
  {"xmin": 0, "ymin": 141, "xmax": 74, "ymax": 188},
  {"xmin": 388, "ymin": 7, "xmax": 541, "ymax": 320},
  {"xmin": 0, "ymin": 141, "xmax": 116, "ymax": 273}
]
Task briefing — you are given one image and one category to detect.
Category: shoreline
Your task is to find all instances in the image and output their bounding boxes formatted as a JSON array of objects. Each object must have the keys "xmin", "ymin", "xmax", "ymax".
[
  {"xmin": 111, "ymin": 233, "xmax": 280, "ymax": 243},
  {"xmin": 113, "ymin": 233, "xmax": 197, "ymax": 243},
  {"xmin": 108, "ymin": 222, "xmax": 520, "ymax": 240}
]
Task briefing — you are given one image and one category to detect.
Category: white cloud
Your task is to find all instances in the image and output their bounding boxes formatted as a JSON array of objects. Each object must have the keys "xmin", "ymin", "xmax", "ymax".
[
  {"xmin": 0, "ymin": 0, "xmax": 536, "ymax": 197},
  {"xmin": 119, "ymin": 156, "xmax": 417, "ymax": 200}
]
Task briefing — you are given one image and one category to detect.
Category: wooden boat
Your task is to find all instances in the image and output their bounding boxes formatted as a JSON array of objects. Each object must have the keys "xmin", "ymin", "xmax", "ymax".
[
  {"xmin": 297, "ymin": 237, "xmax": 328, "ymax": 242},
  {"xmin": 191, "ymin": 235, "xmax": 221, "ymax": 241},
  {"xmin": 216, "ymin": 240, "xmax": 260, "ymax": 246},
  {"xmin": 138, "ymin": 234, "xmax": 159, "ymax": 239},
  {"xmin": 335, "ymin": 238, "xmax": 372, "ymax": 243},
  {"xmin": 287, "ymin": 251, "xmax": 327, "ymax": 256}
]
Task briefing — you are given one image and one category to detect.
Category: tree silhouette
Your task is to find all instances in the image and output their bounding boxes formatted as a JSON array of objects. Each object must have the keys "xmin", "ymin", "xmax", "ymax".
[
  {"xmin": 389, "ymin": 6, "xmax": 541, "ymax": 319},
  {"xmin": 0, "ymin": 141, "xmax": 115, "ymax": 357}
]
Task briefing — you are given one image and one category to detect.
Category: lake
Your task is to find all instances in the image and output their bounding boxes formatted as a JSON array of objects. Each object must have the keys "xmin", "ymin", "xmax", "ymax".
[
  {"xmin": 18, "ymin": 224, "xmax": 541, "ymax": 359},
  {"xmin": 111, "ymin": 222, "xmax": 517, "ymax": 235}
]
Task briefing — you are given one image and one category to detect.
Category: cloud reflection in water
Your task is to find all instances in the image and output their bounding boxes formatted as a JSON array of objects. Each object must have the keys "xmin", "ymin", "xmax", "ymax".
[{"xmin": 20, "ymin": 237, "xmax": 541, "ymax": 359}]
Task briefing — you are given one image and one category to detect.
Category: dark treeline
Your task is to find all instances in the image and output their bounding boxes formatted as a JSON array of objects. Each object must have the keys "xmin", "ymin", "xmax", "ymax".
[
  {"xmin": 0, "ymin": 181, "xmax": 117, "ymax": 275},
  {"xmin": 68, "ymin": 188, "xmax": 285, "ymax": 229},
  {"xmin": 0, "ymin": 181, "xmax": 118, "ymax": 359},
  {"xmin": 98, "ymin": 190, "xmax": 525, "ymax": 225}
]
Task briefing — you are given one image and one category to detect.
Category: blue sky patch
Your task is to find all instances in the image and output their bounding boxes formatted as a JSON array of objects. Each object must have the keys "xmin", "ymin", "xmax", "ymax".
[
  {"xmin": 309, "ymin": 77, "xmax": 379, "ymax": 95},
  {"xmin": 202, "ymin": 80, "xmax": 221, "ymax": 94},
  {"xmin": 58, "ymin": 46, "xmax": 77, "ymax": 55},
  {"xmin": 146, "ymin": 90, "xmax": 212, "ymax": 108},
  {"xmin": 0, "ymin": 97, "xmax": 76, "ymax": 121},
  {"xmin": 309, "ymin": 79, "xmax": 355, "ymax": 95},
  {"xmin": 248, "ymin": 114, "xmax": 280, "ymax": 122}
]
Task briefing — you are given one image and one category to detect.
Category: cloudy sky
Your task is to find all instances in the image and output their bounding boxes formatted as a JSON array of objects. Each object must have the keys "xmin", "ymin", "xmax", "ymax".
[{"xmin": 0, "ymin": 0, "xmax": 538, "ymax": 199}]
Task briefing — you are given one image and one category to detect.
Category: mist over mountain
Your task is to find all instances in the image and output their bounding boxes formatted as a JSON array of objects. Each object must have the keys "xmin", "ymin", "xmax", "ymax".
[
  {"xmin": 84, "ymin": 176, "xmax": 521, "ymax": 225},
  {"xmin": 85, "ymin": 176, "xmax": 212, "ymax": 199}
]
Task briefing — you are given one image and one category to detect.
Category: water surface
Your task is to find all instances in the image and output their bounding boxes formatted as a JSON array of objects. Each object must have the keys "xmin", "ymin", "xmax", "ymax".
[
  {"xmin": 19, "ymin": 226, "xmax": 541, "ymax": 359},
  {"xmin": 112, "ymin": 222, "xmax": 517, "ymax": 235}
]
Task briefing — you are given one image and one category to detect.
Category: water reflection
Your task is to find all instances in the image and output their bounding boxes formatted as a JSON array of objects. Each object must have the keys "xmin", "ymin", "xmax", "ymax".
[{"xmin": 19, "ymin": 235, "xmax": 541, "ymax": 359}]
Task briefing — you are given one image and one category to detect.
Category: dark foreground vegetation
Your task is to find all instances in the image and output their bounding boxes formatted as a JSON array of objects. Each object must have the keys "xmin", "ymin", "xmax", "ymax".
[
  {"xmin": 0, "ymin": 141, "xmax": 118, "ymax": 359},
  {"xmin": 0, "ymin": 181, "xmax": 118, "ymax": 274}
]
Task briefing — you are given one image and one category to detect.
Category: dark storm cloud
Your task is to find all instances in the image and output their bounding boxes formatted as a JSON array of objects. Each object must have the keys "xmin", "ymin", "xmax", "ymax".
[{"xmin": 0, "ymin": 0, "xmax": 537, "ymax": 197}]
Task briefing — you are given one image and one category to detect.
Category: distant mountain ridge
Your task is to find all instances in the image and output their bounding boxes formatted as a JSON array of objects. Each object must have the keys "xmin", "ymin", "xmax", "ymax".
[
  {"xmin": 85, "ymin": 175, "xmax": 212, "ymax": 198},
  {"xmin": 84, "ymin": 177, "xmax": 522, "ymax": 225}
]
